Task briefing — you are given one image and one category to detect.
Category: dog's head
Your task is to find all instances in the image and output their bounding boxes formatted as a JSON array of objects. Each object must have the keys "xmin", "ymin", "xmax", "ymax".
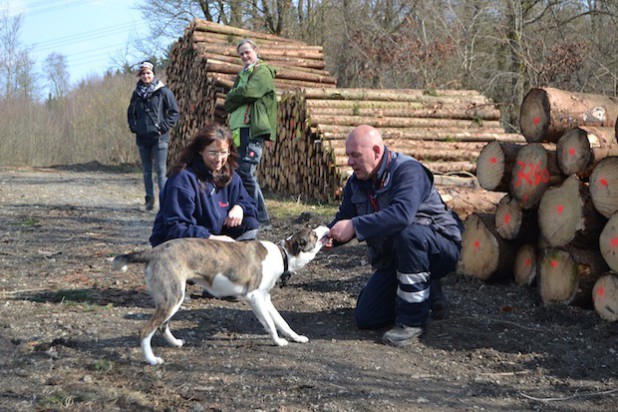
[{"xmin": 281, "ymin": 225, "xmax": 330, "ymax": 271}]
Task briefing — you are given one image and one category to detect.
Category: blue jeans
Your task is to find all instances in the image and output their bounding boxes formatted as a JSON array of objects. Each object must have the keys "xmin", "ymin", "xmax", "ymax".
[
  {"xmin": 238, "ymin": 128, "xmax": 270, "ymax": 224},
  {"xmin": 137, "ymin": 139, "xmax": 168, "ymax": 200},
  {"xmin": 354, "ymin": 224, "xmax": 461, "ymax": 329}
]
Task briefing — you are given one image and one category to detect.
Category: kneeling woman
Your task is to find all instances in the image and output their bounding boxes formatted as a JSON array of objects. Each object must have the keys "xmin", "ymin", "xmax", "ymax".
[{"xmin": 149, "ymin": 124, "xmax": 259, "ymax": 246}]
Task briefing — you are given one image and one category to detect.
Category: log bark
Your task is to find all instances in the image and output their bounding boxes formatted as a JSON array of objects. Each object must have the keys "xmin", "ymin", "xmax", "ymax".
[
  {"xmin": 456, "ymin": 213, "xmax": 517, "ymax": 281},
  {"xmin": 509, "ymin": 143, "xmax": 564, "ymax": 209},
  {"xmin": 514, "ymin": 243, "xmax": 538, "ymax": 286},
  {"xmin": 316, "ymin": 126, "xmax": 524, "ymax": 143},
  {"xmin": 592, "ymin": 272, "xmax": 618, "ymax": 321},
  {"xmin": 306, "ymin": 102, "xmax": 500, "ymax": 120},
  {"xmin": 303, "ymin": 88, "xmax": 491, "ymax": 103},
  {"xmin": 589, "ymin": 156, "xmax": 618, "ymax": 218},
  {"xmin": 539, "ymin": 247, "xmax": 609, "ymax": 307},
  {"xmin": 556, "ymin": 126, "xmax": 618, "ymax": 177},
  {"xmin": 537, "ymin": 175, "xmax": 607, "ymax": 248},
  {"xmin": 476, "ymin": 142, "xmax": 523, "ymax": 192},
  {"xmin": 309, "ymin": 115, "xmax": 501, "ymax": 129},
  {"xmin": 599, "ymin": 212, "xmax": 618, "ymax": 272},
  {"xmin": 519, "ymin": 87, "xmax": 618, "ymax": 143}
]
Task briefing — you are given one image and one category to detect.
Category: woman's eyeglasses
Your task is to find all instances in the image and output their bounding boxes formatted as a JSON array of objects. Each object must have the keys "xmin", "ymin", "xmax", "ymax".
[{"xmin": 206, "ymin": 150, "xmax": 230, "ymax": 158}]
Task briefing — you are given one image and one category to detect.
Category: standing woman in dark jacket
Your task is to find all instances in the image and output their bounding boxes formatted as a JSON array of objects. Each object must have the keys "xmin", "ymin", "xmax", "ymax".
[
  {"xmin": 224, "ymin": 40, "xmax": 277, "ymax": 228},
  {"xmin": 128, "ymin": 60, "xmax": 179, "ymax": 211}
]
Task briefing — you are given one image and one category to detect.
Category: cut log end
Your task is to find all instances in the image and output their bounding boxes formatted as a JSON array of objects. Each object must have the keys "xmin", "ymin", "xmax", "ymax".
[
  {"xmin": 539, "ymin": 249, "xmax": 578, "ymax": 305},
  {"xmin": 590, "ymin": 157, "xmax": 618, "ymax": 218},
  {"xmin": 456, "ymin": 214, "xmax": 500, "ymax": 280},
  {"xmin": 537, "ymin": 175, "xmax": 583, "ymax": 247},
  {"xmin": 600, "ymin": 213, "xmax": 618, "ymax": 272},
  {"xmin": 592, "ymin": 273, "xmax": 618, "ymax": 322},
  {"xmin": 514, "ymin": 244, "xmax": 537, "ymax": 286},
  {"xmin": 556, "ymin": 128, "xmax": 593, "ymax": 176},
  {"xmin": 519, "ymin": 88, "xmax": 550, "ymax": 143}
]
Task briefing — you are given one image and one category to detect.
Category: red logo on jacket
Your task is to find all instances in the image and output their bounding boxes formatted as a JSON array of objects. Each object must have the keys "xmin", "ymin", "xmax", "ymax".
[{"xmin": 218, "ymin": 201, "xmax": 229, "ymax": 207}]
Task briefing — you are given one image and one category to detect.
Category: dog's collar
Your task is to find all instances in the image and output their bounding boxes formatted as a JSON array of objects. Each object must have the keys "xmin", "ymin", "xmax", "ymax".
[{"xmin": 277, "ymin": 244, "xmax": 289, "ymax": 273}]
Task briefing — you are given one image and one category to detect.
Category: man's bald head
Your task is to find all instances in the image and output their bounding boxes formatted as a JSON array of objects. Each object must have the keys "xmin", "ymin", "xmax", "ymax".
[{"xmin": 345, "ymin": 125, "xmax": 385, "ymax": 180}]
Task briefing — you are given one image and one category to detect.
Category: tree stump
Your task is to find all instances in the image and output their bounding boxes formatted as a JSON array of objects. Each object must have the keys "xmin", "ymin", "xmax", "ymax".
[
  {"xmin": 514, "ymin": 243, "xmax": 538, "ymax": 286},
  {"xmin": 520, "ymin": 87, "xmax": 618, "ymax": 143},
  {"xmin": 539, "ymin": 248, "xmax": 609, "ymax": 307},
  {"xmin": 592, "ymin": 273, "xmax": 618, "ymax": 321},
  {"xmin": 556, "ymin": 126, "xmax": 618, "ymax": 178},
  {"xmin": 456, "ymin": 213, "xmax": 516, "ymax": 281},
  {"xmin": 476, "ymin": 142, "xmax": 523, "ymax": 192},
  {"xmin": 589, "ymin": 156, "xmax": 618, "ymax": 218},
  {"xmin": 510, "ymin": 143, "xmax": 564, "ymax": 209},
  {"xmin": 537, "ymin": 175, "xmax": 606, "ymax": 248},
  {"xmin": 599, "ymin": 212, "xmax": 618, "ymax": 272}
]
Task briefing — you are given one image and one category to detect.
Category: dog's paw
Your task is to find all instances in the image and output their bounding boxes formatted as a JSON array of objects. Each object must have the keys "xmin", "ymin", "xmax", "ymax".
[
  {"xmin": 146, "ymin": 356, "xmax": 164, "ymax": 365},
  {"xmin": 274, "ymin": 337, "xmax": 289, "ymax": 347},
  {"xmin": 170, "ymin": 338, "xmax": 185, "ymax": 348},
  {"xmin": 292, "ymin": 335, "xmax": 309, "ymax": 343}
]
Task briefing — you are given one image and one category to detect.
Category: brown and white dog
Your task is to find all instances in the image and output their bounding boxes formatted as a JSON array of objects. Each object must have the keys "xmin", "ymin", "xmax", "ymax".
[{"xmin": 113, "ymin": 225, "xmax": 329, "ymax": 365}]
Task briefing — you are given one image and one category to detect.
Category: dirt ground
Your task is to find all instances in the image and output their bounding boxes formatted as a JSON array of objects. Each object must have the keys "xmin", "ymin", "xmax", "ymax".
[{"xmin": 0, "ymin": 164, "xmax": 616, "ymax": 412}]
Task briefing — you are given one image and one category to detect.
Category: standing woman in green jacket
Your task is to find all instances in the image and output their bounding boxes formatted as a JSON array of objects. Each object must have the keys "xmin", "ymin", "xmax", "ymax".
[{"xmin": 224, "ymin": 39, "xmax": 277, "ymax": 228}]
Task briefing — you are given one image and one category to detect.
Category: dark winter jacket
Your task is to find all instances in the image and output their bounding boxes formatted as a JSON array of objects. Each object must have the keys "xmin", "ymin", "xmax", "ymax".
[
  {"xmin": 127, "ymin": 80, "xmax": 179, "ymax": 147},
  {"xmin": 329, "ymin": 147, "xmax": 462, "ymax": 266},
  {"xmin": 149, "ymin": 158, "xmax": 258, "ymax": 247},
  {"xmin": 224, "ymin": 62, "xmax": 277, "ymax": 142}
]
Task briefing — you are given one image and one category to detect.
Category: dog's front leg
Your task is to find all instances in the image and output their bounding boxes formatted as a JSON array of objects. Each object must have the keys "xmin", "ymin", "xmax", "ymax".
[
  {"xmin": 246, "ymin": 292, "xmax": 288, "ymax": 346},
  {"xmin": 263, "ymin": 294, "xmax": 308, "ymax": 343}
]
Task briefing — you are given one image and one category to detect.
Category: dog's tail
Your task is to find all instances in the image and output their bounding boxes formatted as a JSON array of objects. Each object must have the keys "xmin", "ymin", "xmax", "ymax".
[{"xmin": 112, "ymin": 250, "xmax": 154, "ymax": 272}]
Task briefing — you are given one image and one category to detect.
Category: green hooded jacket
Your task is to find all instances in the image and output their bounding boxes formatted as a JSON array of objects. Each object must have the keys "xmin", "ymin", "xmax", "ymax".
[{"xmin": 224, "ymin": 62, "xmax": 277, "ymax": 143}]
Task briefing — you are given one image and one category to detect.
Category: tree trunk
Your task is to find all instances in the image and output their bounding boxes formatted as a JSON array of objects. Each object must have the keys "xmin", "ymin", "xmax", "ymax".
[
  {"xmin": 476, "ymin": 142, "xmax": 523, "ymax": 192},
  {"xmin": 510, "ymin": 143, "xmax": 564, "ymax": 209},
  {"xmin": 519, "ymin": 87, "xmax": 618, "ymax": 143},
  {"xmin": 556, "ymin": 126, "xmax": 618, "ymax": 177},
  {"xmin": 538, "ymin": 175, "xmax": 607, "ymax": 248},
  {"xmin": 592, "ymin": 273, "xmax": 618, "ymax": 321},
  {"xmin": 514, "ymin": 243, "xmax": 538, "ymax": 286},
  {"xmin": 539, "ymin": 247, "xmax": 609, "ymax": 307},
  {"xmin": 589, "ymin": 156, "xmax": 618, "ymax": 218},
  {"xmin": 599, "ymin": 212, "xmax": 618, "ymax": 272},
  {"xmin": 456, "ymin": 213, "xmax": 517, "ymax": 281}
]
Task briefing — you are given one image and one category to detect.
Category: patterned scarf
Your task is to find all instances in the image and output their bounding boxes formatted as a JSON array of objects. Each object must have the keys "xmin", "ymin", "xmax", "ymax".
[{"xmin": 135, "ymin": 79, "xmax": 158, "ymax": 99}]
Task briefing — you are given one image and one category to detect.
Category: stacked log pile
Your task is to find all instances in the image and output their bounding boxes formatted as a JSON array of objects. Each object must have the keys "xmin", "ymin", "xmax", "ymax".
[
  {"xmin": 258, "ymin": 87, "xmax": 525, "ymax": 202},
  {"xmin": 165, "ymin": 19, "xmax": 336, "ymax": 161},
  {"xmin": 459, "ymin": 87, "xmax": 618, "ymax": 321}
]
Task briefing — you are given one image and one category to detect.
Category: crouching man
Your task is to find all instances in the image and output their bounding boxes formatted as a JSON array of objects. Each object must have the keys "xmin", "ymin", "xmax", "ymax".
[{"xmin": 326, "ymin": 125, "xmax": 463, "ymax": 347}]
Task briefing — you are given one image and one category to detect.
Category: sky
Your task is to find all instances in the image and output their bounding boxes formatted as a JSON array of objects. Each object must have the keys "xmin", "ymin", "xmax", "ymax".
[{"xmin": 5, "ymin": 0, "xmax": 154, "ymax": 92}]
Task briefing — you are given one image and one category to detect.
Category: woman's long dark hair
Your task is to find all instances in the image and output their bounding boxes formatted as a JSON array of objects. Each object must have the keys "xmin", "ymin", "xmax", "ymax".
[{"xmin": 169, "ymin": 123, "xmax": 239, "ymax": 188}]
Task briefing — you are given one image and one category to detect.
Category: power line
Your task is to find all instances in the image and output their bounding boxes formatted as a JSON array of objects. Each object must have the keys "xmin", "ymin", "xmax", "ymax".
[{"xmin": 7, "ymin": 0, "xmax": 103, "ymax": 19}]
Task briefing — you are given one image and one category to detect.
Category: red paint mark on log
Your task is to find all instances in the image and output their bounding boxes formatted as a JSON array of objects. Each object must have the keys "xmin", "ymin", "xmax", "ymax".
[
  {"xmin": 524, "ymin": 258, "xmax": 532, "ymax": 266},
  {"xmin": 550, "ymin": 260, "xmax": 557, "ymax": 268},
  {"xmin": 534, "ymin": 117, "xmax": 540, "ymax": 124},
  {"xmin": 557, "ymin": 205, "xmax": 564, "ymax": 215},
  {"xmin": 569, "ymin": 147, "xmax": 576, "ymax": 156},
  {"xmin": 611, "ymin": 237, "xmax": 618, "ymax": 248},
  {"xmin": 600, "ymin": 178, "xmax": 608, "ymax": 187},
  {"xmin": 490, "ymin": 157, "xmax": 497, "ymax": 164},
  {"xmin": 474, "ymin": 240, "xmax": 480, "ymax": 249},
  {"xmin": 504, "ymin": 214, "xmax": 511, "ymax": 224},
  {"xmin": 597, "ymin": 286, "xmax": 605, "ymax": 297}
]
